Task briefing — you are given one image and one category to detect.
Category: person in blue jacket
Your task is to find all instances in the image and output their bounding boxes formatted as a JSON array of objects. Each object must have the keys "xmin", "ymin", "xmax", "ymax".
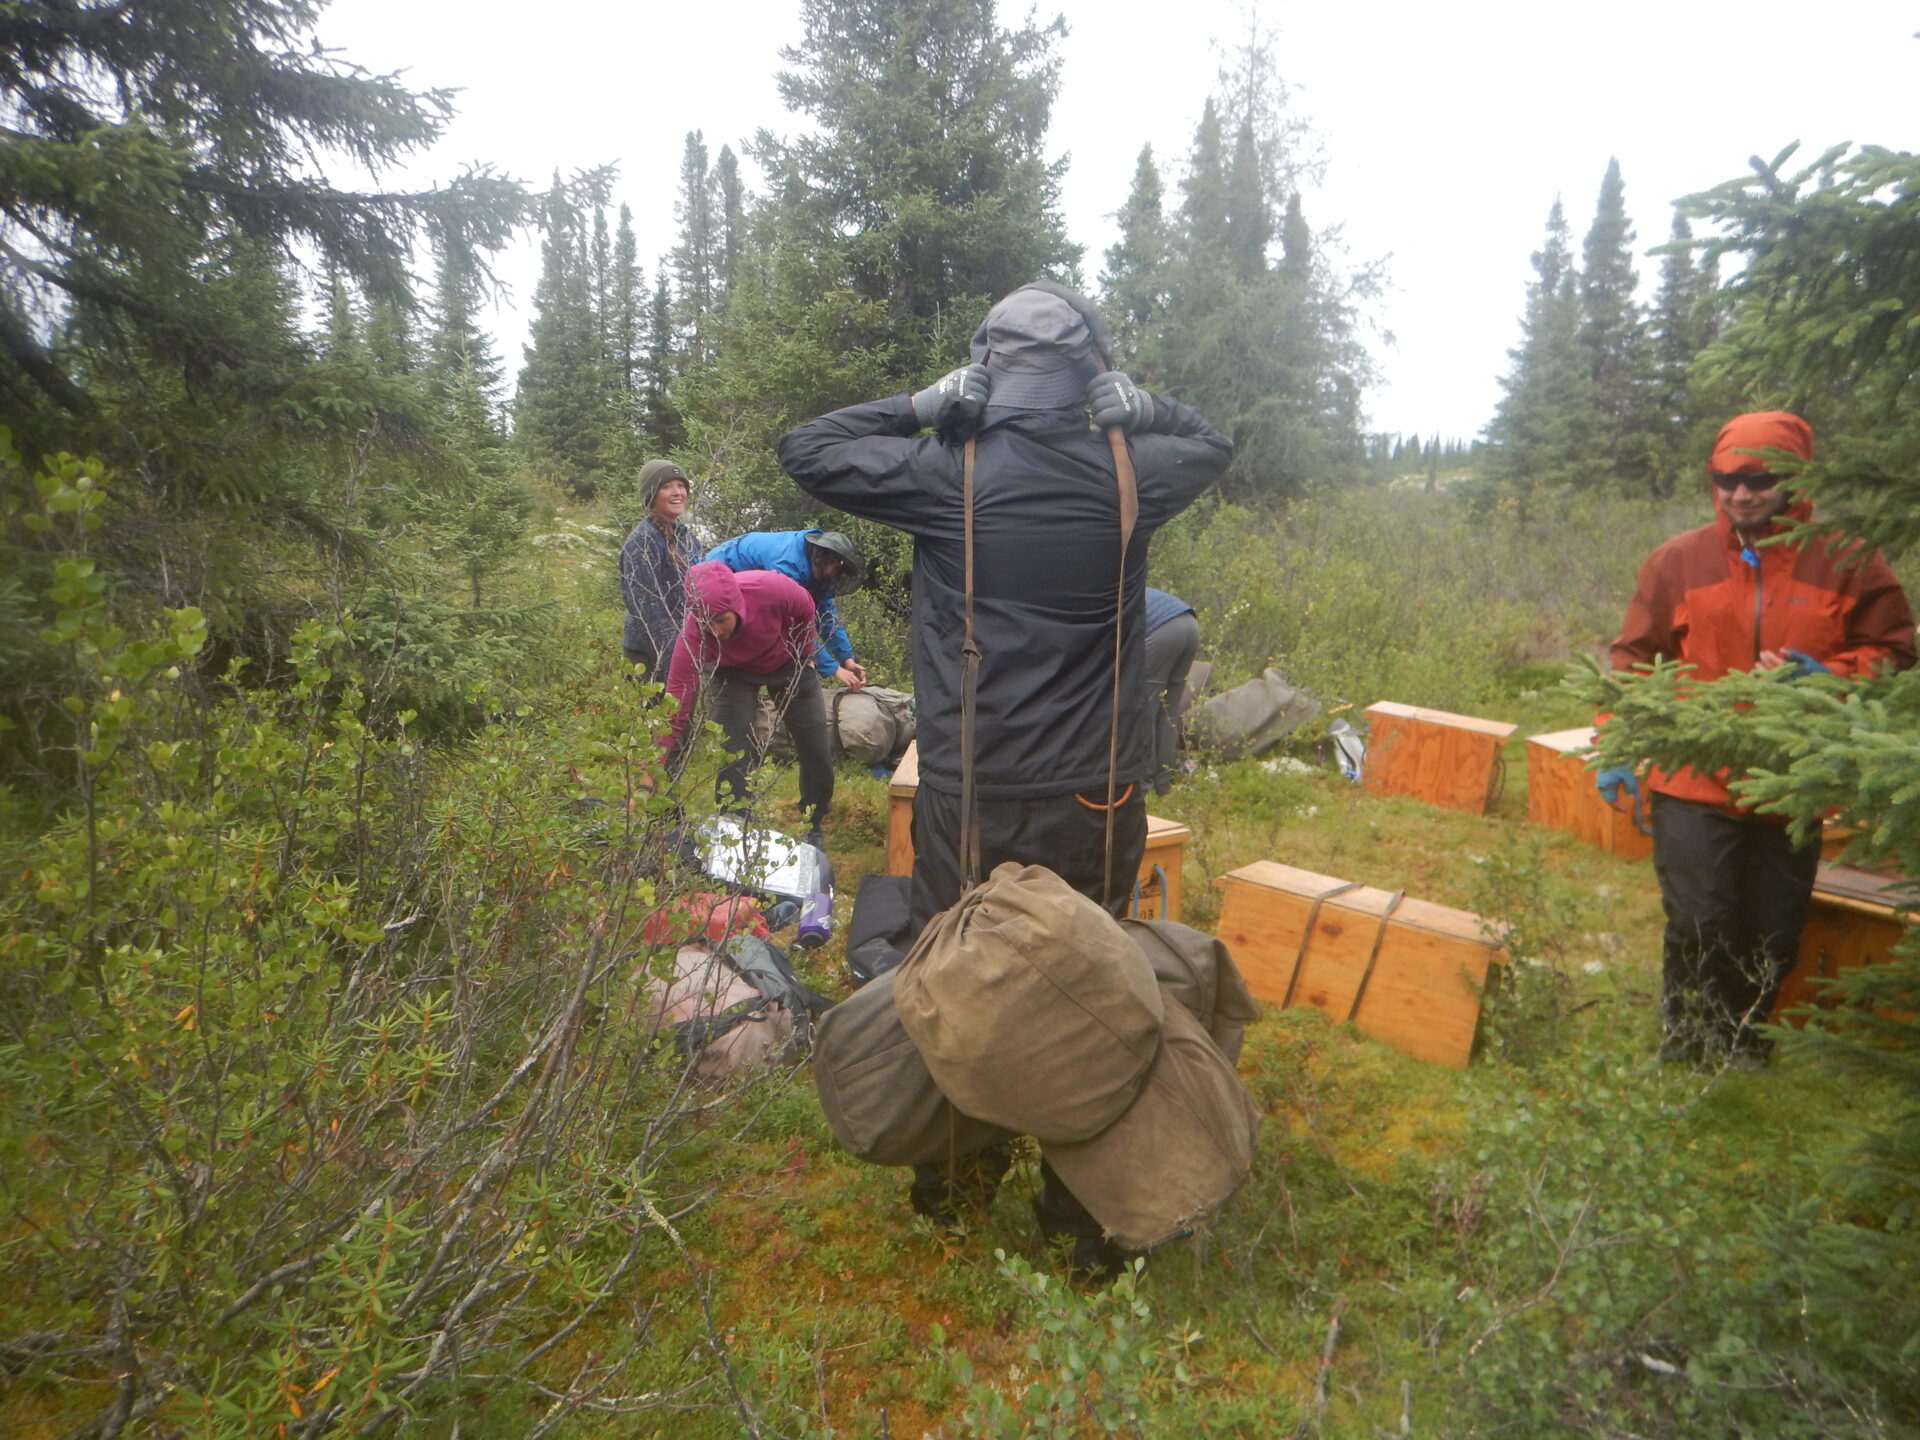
[{"xmin": 702, "ymin": 529, "xmax": 869, "ymax": 690}]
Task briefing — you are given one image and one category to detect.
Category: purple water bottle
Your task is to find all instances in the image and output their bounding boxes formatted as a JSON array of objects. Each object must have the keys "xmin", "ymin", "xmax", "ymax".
[{"xmin": 793, "ymin": 841, "xmax": 834, "ymax": 950}]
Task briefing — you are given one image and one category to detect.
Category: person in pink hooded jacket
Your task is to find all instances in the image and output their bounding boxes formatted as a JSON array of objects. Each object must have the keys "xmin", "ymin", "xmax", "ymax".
[{"xmin": 664, "ymin": 560, "xmax": 835, "ymax": 841}]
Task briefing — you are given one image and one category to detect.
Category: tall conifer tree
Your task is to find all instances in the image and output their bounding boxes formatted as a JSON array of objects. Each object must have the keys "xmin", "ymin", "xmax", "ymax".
[
  {"xmin": 515, "ymin": 174, "xmax": 608, "ymax": 494},
  {"xmin": 1579, "ymin": 158, "xmax": 1653, "ymax": 491},
  {"xmin": 1485, "ymin": 198, "xmax": 1596, "ymax": 511},
  {"xmin": 754, "ymin": 0, "xmax": 1079, "ymax": 377},
  {"xmin": 1100, "ymin": 145, "xmax": 1172, "ymax": 362},
  {"xmin": 672, "ymin": 131, "xmax": 717, "ymax": 366}
]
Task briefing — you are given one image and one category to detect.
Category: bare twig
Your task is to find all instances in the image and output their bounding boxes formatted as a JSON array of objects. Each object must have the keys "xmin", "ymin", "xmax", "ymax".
[{"xmin": 640, "ymin": 1191, "xmax": 766, "ymax": 1439}]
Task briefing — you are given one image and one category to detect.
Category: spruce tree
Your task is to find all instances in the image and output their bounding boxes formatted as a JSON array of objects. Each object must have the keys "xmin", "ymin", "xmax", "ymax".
[
  {"xmin": 1579, "ymin": 158, "xmax": 1654, "ymax": 492},
  {"xmin": 1179, "ymin": 99, "xmax": 1231, "ymax": 268},
  {"xmin": 714, "ymin": 145, "xmax": 746, "ymax": 306},
  {"xmin": 672, "ymin": 131, "xmax": 717, "ymax": 367},
  {"xmin": 1484, "ymin": 198, "xmax": 1597, "ymax": 512},
  {"xmin": 0, "ymin": 0, "xmax": 522, "ymax": 436},
  {"xmin": 1140, "ymin": 60, "xmax": 1375, "ymax": 500},
  {"xmin": 515, "ymin": 174, "xmax": 609, "ymax": 495},
  {"xmin": 643, "ymin": 270, "xmax": 684, "ymax": 453},
  {"xmin": 755, "ymin": 0, "xmax": 1080, "ymax": 378},
  {"xmin": 606, "ymin": 205, "xmax": 648, "ymax": 466},
  {"xmin": 1645, "ymin": 209, "xmax": 1720, "ymax": 495},
  {"xmin": 1225, "ymin": 118, "xmax": 1270, "ymax": 281},
  {"xmin": 1099, "ymin": 145, "xmax": 1173, "ymax": 363}
]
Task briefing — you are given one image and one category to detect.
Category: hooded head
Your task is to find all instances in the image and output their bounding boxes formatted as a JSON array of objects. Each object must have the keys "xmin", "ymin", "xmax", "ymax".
[
  {"xmin": 1709, "ymin": 411, "xmax": 1812, "ymax": 531},
  {"xmin": 968, "ymin": 286, "xmax": 1103, "ymax": 411},
  {"xmin": 639, "ymin": 458, "xmax": 691, "ymax": 513},
  {"xmin": 684, "ymin": 560, "xmax": 746, "ymax": 635},
  {"xmin": 1709, "ymin": 412, "xmax": 1812, "ymax": 481}
]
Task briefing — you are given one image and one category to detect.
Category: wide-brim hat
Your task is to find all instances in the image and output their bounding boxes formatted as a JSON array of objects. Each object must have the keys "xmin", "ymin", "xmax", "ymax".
[
  {"xmin": 969, "ymin": 287, "xmax": 1102, "ymax": 411},
  {"xmin": 804, "ymin": 530, "xmax": 865, "ymax": 596}
]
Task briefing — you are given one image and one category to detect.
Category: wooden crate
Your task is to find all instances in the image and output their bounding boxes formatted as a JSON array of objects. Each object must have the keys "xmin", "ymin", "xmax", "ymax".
[
  {"xmin": 1215, "ymin": 860, "xmax": 1503, "ymax": 1068},
  {"xmin": 1773, "ymin": 863, "xmax": 1913, "ymax": 1023},
  {"xmin": 1524, "ymin": 726, "xmax": 1653, "ymax": 859},
  {"xmin": 884, "ymin": 740, "xmax": 1190, "ymax": 921},
  {"xmin": 1131, "ymin": 816, "xmax": 1192, "ymax": 921},
  {"xmin": 885, "ymin": 741, "xmax": 921, "ymax": 878},
  {"xmin": 1362, "ymin": 701, "xmax": 1518, "ymax": 815}
]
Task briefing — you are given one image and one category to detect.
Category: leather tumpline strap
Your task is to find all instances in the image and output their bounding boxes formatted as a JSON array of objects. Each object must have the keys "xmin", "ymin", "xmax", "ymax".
[
  {"xmin": 959, "ymin": 439, "xmax": 983, "ymax": 887},
  {"xmin": 956, "ymin": 424, "xmax": 1136, "ymax": 903},
  {"xmin": 1102, "ymin": 429, "xmax": 1138, "ymax": 908}
]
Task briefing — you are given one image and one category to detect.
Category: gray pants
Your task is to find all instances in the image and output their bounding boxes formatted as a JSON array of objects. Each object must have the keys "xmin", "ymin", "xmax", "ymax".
[
  {"xmin": 1143, "ymin": 612, "xmax": 1200, "ymax": 794},
  {"xmin": 707, "ymin": 662, "xmax": 834, "ymax": 829}
]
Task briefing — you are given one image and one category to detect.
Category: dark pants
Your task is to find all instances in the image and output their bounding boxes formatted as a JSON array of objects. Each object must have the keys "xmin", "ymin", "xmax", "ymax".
[
  {"xmin": 707, "ymin": 662, "xmax": 834, "ymax": 829},
  {"xmin": 1651, "ymin": 793, "xmax": 1819, "ymax": 1056},
  {"xmin": 1143, "ymin": 613, "xmax": 1200, "ymax": 794},
  {"xmin": 908, "ymin": 782, "xmax": 1149, "ymax": 931}
]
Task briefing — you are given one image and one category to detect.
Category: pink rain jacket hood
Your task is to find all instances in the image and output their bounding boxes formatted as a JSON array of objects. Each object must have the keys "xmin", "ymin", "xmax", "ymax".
[{"xmin": 665, "ymin": 562, "xmax": 818, "ymax": 743}]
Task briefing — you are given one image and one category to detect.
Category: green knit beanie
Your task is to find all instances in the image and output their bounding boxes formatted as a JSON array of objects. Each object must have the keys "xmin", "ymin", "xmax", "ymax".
[{"xmin": 638, "ymin": 459, "xmax": 690, "ymax": 510}]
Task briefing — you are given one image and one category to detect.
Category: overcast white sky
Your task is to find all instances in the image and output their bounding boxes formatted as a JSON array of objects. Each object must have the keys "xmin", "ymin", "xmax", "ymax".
[{"xmin": 321, "ymin": 0, "xmax": 1917, "ymax": 441}]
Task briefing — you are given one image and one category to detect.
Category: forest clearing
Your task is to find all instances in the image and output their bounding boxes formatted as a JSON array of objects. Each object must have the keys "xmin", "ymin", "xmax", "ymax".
[{"xmin": 5, "ymin": 0, "xmax": 1919, "ymax": 1435}]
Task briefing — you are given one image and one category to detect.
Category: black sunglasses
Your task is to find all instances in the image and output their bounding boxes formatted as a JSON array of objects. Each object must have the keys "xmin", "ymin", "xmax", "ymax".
[{"xmin": 1709, "ymin": 471, "xmax": 1786, "ymax": 491}]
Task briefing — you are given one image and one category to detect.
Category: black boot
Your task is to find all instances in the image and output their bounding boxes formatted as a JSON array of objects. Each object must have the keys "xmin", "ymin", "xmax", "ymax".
[
  {"xmin": 1032, "ymin": 1161, "xmax": 1137, "ymax": 1282},
  {"xmin": 908, "ymin": 1144, "xmax": 1012, "ymax": 1231}
]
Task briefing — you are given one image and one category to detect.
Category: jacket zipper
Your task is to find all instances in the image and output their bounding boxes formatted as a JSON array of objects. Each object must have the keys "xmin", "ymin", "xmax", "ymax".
[{"xmin": 1752, "ymin": 551, "xmax": 1764, "ymax": 663}]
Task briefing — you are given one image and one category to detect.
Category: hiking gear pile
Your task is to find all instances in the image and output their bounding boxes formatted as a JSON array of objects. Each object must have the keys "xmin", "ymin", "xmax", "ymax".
[{"xmin": 814, "ymin": 864, "xmax": 1260, "ymax": 1252}]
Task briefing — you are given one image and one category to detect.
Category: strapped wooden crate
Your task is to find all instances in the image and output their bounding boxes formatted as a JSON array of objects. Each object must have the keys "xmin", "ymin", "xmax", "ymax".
[
  {"xmin": 1362, "ymin": 701, "xmax": 1518, "ymax": 815},
  {"xmin": 1774, "ymin": 863, "xmax": 1915, "ymax": 1023},
  {"xmin": 1524, "ymin": 726, "xmax": 1653, "ymax": 859},
  {"xmin": 883, "ymin": 740, "xmax": 1191, "ymax": 922},
  {"xmin": 1215, "ymin": 860, "xmax": 1504, "ymax": 1068}
]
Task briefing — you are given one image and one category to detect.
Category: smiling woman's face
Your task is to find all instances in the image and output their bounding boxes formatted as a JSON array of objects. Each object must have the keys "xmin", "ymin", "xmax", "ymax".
[{"xmin": 651, "ymin": 477, "xmax": 690, "ymax": 521}]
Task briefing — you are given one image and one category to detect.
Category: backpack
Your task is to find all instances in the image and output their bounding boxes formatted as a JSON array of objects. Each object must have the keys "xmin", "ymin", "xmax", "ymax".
[
  {"xmin": 1188, "ymin": 667, "xmax": 1321, "ymax": 759},
  {"xmin": 643, "ymin": 936, "xmax": 833, "ymax": 1082},
  {"xmin": 770, "ymin": 686, "xmax": 917, "ymax": 765},
  {"xmin": 831, "ymin": 687, "xmax": 916, "ymax": 765}
]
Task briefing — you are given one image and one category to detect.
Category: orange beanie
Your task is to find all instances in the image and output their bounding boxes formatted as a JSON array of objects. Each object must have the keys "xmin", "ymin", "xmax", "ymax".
[{"xmin": 1709, "ymin": 411, "xmax": 1813, "ymax": 476}]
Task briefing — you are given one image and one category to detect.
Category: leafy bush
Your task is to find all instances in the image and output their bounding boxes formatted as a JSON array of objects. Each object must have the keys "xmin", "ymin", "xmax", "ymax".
[{"xmin": 0, "ymin": 458, "xmax": 787, "ymax": 1434}]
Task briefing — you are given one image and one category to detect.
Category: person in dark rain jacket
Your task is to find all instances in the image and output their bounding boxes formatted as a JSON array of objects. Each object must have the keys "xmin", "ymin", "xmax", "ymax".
[
  {"xmin": 779, "ymin": 285, "xmax": 1233, "ymax": 929},
  {"xmin": 778, "ymin": 284, "xmax": 1232, "ymax": 1272}
]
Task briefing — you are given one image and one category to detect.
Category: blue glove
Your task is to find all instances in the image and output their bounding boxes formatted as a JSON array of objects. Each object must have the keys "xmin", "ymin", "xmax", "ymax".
[
  {"xmin": 1594, "ymin": 766, "xmax": 1638, "ymax": 806},
  {"xmin": 1783, "ymin": 649, "xmax": 1831, "ymax": 677}
]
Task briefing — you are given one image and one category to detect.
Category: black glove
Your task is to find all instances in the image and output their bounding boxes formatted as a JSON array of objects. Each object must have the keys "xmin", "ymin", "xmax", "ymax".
[
  {"xmin": 911, "ymin": 364, "xmax": 990, "ymax": 431},
  {"xmin": 1087, "ymin": 371, "xmax": 1155, "ymax": 432}
]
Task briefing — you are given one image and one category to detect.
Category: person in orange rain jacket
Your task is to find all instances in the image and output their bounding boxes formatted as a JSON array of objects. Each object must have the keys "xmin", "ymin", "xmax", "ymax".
[{"xmin": 1606, "ymin": 411, "xmax": 1916, "ymax": 1068}]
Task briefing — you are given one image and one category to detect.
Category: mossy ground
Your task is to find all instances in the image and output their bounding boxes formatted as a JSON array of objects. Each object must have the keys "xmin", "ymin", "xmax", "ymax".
[{"xmin": 422, "ymin": 694, "xmax": 1877, "ymax": 1438}]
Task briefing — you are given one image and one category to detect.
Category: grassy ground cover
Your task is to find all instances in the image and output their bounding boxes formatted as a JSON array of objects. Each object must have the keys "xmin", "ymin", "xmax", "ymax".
[{"xmin": 4, "ymin": 486, "xmax": 1911, "ymax": 1436}]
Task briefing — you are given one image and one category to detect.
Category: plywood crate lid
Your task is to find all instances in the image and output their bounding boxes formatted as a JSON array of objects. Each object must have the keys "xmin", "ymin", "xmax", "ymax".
[
  {"xmin": 1527, "ymin": 726, "xmax": 1598, "ymax": 756},
  {"xmin": 1145, "ymin": 813, "xmax": 1191, "ymax": 842},
  {"xmin": 1813, "ymin": 862, "xmax": 1920, "ymax": 915},
  {"xmin": 1365, "ymin": 700, "xmax": 1518, "ymax": 740},
  {"xmin": 1217, "ymin": 860, "xmax": 1497, "ymax": 949},
  {"xmin": 889, "ymin": 740, "xmax": 919, "ymax": 797}
]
